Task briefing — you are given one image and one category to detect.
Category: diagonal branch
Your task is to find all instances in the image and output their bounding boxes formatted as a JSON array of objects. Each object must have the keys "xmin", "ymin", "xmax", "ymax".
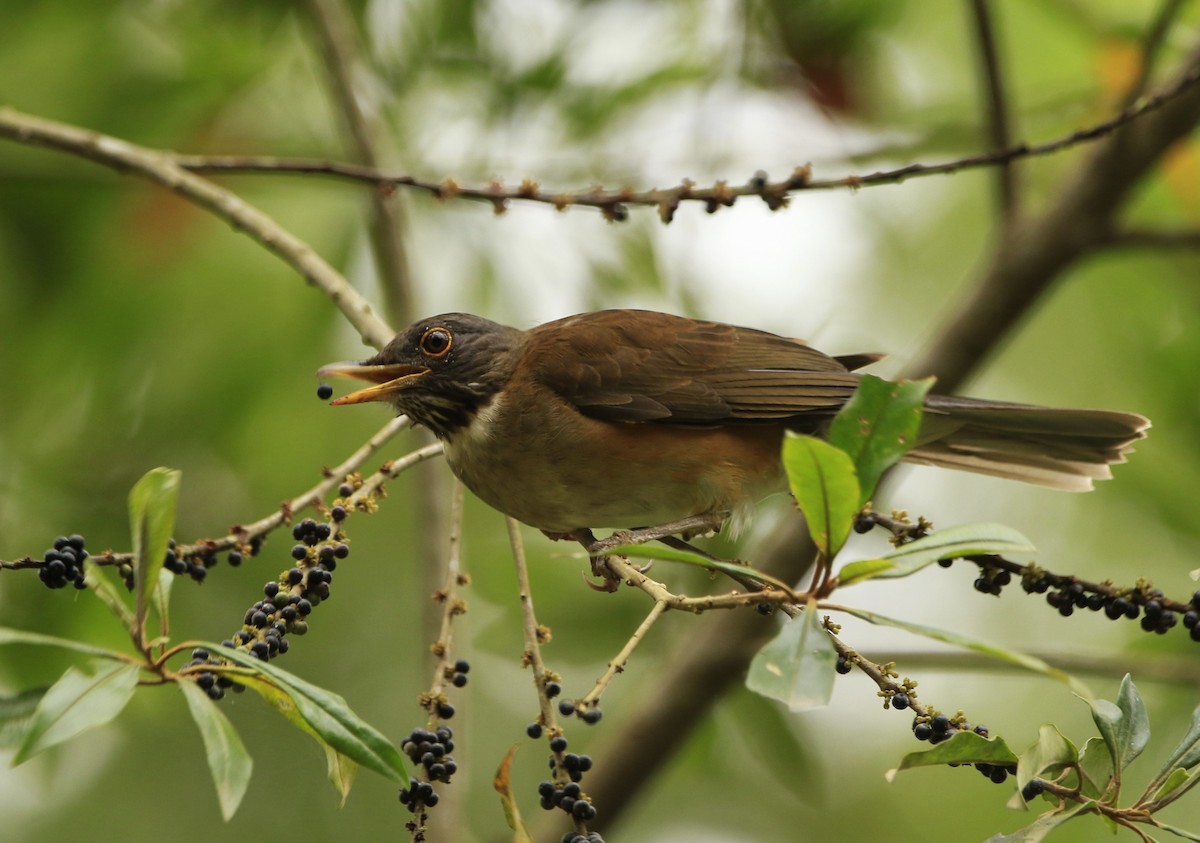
[
  {"xmin": 968, "ymin": 0, "xmax": 1018, "ymax": 219},
  {"xmin": 1122, "ymin": 0, "xmax": 1189, "ymax": 109},
  {"xmin": 907, "ymin": 39, "xmax": 1200, "ymax": 391},
  {"xmin": 0, "ymin": 107, "xmax": 395, "ymax": 351},
  {"xmin": 305, "ymin": 0, "xmax": 414, "ymax": 327}
]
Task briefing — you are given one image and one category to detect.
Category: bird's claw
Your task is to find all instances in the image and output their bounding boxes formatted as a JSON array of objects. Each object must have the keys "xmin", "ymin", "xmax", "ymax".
[{"xmin": 584, "ymin": 556, "xmax": 622, "ymax": 593}]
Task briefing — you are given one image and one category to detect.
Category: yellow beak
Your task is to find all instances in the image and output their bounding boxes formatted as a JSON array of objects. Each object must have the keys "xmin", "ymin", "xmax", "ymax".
[{"xmin": 316, "ymin": 361, "xmax": 430, "ymax": 405}]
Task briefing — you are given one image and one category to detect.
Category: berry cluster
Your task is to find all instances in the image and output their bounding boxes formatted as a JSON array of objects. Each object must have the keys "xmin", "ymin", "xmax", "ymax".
[
  {"xmin": 38, "ymin": 535, "xmax": 88, "ymax": 590},
  {"xmin": 398, "ymin": 726, "xmax": 457, "ymax": 811},
  {"xmin": 449, "ymin": 658, "xmax": 469, "ymax": 688},
  {"xmin": 538, "ymin": 777, "xmax": 597, "ymax": 822},
  {"xmin": 162, "ymin": 537, "xmax": 259, "ymax": 584},
  {"xmin": 912, "ymin": 714, "xmax": 1012, "ymax": 784},
  {"xmin": 182, "ymin": 647, "xmax": 240, "ymax": 701},
  {"xmin": 537, "ymin": 734, "xmax": 597, "ymax": 822},
  {"xmin": 962, "ymin": 557, "xmax": 1200, "ymax": 642},
  {"xmin": 216, "ymin": 518, "xmax": 346, "ymax": 668},
  {"xmin": 556, "ymin": 698, "xmax": 603, "ymax": 725}
]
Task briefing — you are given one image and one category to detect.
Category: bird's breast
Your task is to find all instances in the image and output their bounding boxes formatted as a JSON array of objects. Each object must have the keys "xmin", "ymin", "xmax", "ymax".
[{"xmin": 441, "ymin": 389, "xmax": 788, "ymax": 533}]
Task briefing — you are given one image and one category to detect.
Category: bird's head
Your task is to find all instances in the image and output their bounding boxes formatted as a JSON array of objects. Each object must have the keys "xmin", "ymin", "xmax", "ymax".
[{"xmin": 318, "ymin": 313, "xmax": 521, "ymax": 438}]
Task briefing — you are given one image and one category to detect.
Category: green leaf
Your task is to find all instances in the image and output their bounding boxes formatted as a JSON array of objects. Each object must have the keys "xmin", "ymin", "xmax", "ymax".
[
  {"xmin": 235, "ymin": 672, "xmax": 357, "ymax": 805},
  {"xmin": 206, "ymin": 644, "xmax": 406, "ymax": 782},
  {"xmin": 1154, "ymin": 767, "xmax": 1194, "ymax": 802},
  {"xmin": 151, "ymin": 570, "xmax": 175, "ymax": 640},
  {"xmin": 781, "ymin": 433, "xmax": 860, "ymax": 559},
  {"xmin": 837, "ymin": 607, "xmax": 1093, "ymax": 699},
  {"xmin": 605, "ymin": 543, "xmax": 796, "ymax": 594},
  {"xmin": 179, "ymin": 679, "xmax": 253, "ymax": 821},
  {"xmin": 827, "ymin": 374, "xmax": 933, "ymax": 504},
  {"xmin": 746, "ymin": 603, "xmax": 837, "ymax": 712},
  {"xmin": 835, "ymin": 557, "xmax": 897, "ymax": 586},
  {"xmin": 835, "ymin": 522, "xmax": 1035, "ymax": 586},
  {"xmin": 888, "ymin": 730, "xmax": 1019, "ymax": 779},
  {"xmin": 494, "ymin": 744, "xmax": 535, "ymax": 843},
  {"xmin": 1017, "ymin": 725, "xmax": 1079, "ymax": 803},
  {"xmin": 0, "ymin": 687, "xmax": 48, "ymax": 750},
  {"xmin": 1159, "ymin": 703, "xmax": 1200, "ymax": 777},
  {"xmin": 1087, "ymin": 675, "xmax": 1149, "ymax": 772},
  {"xmin": 0, "ymin": 626, "xmax": 128, "ymax": 660},
  {"xmin": 83, "ymin": 560, "xmax": 135, "ymax": 634},
  {"xmin": 983, "ymin": 802, "xmax": 1096, "ymax": 842},
  {"xmin": 866, "ymin": 522, "xmax": 1035, "ymax": 581},
  {"xmin": 13, "ymin": 661, "xmax": 140, "ymax": 764},
  {"xmin": 1157, "ymin": 822, "xmax": 1200, "ymax": 842},
  {"xmin": 1078, "ymin": 737, "xmax": 1115, "ymax": 799},
  {"xmin": 129, "ymin": 467, "xmax": 180, "ymax": 640}
]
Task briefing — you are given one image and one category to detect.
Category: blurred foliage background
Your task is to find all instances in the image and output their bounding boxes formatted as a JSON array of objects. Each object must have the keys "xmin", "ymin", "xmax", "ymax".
[{"xmin": 2, "ymin": 1, "xmax": 1200, "ymax": 841}]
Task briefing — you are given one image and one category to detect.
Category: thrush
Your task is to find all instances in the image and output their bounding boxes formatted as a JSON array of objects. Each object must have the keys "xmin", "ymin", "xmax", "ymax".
[{"xmin": 318, "ymin": 310, "xmax": 1148, "ymax": 536}]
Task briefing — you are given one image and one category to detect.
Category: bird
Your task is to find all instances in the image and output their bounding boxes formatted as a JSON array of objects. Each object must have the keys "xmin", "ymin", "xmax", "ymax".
[{"xmin": 317, "ymin": 309, "xmax": 1149, "ymax": 538}]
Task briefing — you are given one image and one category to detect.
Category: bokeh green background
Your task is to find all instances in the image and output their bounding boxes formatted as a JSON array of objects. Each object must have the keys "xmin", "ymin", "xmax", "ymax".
[{"xmin": 2, "ymin": 2, "xmax": 1200, "ymax": 841}]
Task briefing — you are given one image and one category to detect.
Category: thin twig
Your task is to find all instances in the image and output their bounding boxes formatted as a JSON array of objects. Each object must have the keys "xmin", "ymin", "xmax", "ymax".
[
  {"xmin": 507, "ymin": 517, "xmax": 559, "ymax": 734},
  {"xmin": 0, "ymin": 107, "xmax": 394, "ymax": 350},
  {"xmin": 1122, "ymin": 0, "xmax": 1189, "ymax": 109},
  {"xmin": 1101, "ymin": 228, "xmax": 1200, "ymax": 249},
  {"xmin": 167, "ymin": 60, "xmax": 1200, "ymax": 220},
  {"xmin": 579, "ymin": 601, "xmax": 667, "ymax": 708},
  {"xmin": 423, "ymin": 480, "xmax": 467, "ymax": 711},
  {"xmin": 0, "ymin": 415, "xmax": 424, "ymax": 571},
  {"xmin": 968, "ymin": 0, "xmax": 1018, "ymax": 218}
]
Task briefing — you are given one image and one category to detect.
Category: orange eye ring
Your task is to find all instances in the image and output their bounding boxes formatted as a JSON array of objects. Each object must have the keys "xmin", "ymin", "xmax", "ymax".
[{"xmin": 419, "ymin": 327, "xmax": 453, "ymax": 358}]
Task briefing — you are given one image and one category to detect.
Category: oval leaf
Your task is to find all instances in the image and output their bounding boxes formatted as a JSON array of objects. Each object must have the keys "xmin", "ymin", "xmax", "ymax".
[
  {"xmin": 746, "ymin": 602, "xmax": 837, "ymax": 711},
  {"xmin": 1087, "ymin": 674, "xmax": 1149, "ymax": 774},
  {"xmin": 1077, "ymin": 736, "xmax": 1115, "ymax": 799},
  {"xmin": 129, "ymin": 468, "xmax": 180, "ymax": 639},
  {"xmin": 207, "ymin": 644, "xmax": 406, "ymax": 781},
  {"xmin": 828, "ymin": 374, "xmax": 933, "ymax": 504},
  {"xmin": 180, "ymin": 679, "xmax": 253, "ymax": 821},
  {"xmin": 869, "ymin": 522, "xmax": 1035, "ymax": 580},
  {"xmin": 781, "ymin": 434, "xmax": 860, "ymax": 559},
  {"xmin": 888, "ymin": 730, "xmax": 1018, "ymax": 778},
  {"xmin": 837, "ymin": 607, "xmax": 1092, "ymax": 699},
  {"xmin": 14, "ymin": 661, "xmax": 140, "ymax": 764},
  {"xmin": 0, "ymin": 626, "xmax": 127, "ymax": 661},
  {"xmin": 1017, "ymin": 724, "xmax": 1079, "ymax": 801},
  {"xmin": 605, "ymin": 543, "xmax": 796, "ymax": 594},
  {"xmin": 494, "ymin": 744, "xmax": 535, "ymax": 843},
  {"xmin": 234, "ymin": 672, "xmax": 357, "ymax": 805}
]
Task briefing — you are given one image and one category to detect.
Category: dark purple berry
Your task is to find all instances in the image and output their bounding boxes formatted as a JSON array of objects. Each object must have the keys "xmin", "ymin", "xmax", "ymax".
[{"xmin": 317, "ymin": 384, "xmax": 334, "ymax": 400}]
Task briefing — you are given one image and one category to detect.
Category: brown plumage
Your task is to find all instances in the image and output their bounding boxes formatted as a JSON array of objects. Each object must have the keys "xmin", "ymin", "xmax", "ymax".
[{"xmin": 319, "ymin": 310, "xmax": 1149, "ymax": 532}]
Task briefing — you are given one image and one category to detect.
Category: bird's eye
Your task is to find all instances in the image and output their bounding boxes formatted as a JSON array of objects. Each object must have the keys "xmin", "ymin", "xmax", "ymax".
[{"xmin": 419, "ymin": 327, "xmax": 453, "ymax": 358}]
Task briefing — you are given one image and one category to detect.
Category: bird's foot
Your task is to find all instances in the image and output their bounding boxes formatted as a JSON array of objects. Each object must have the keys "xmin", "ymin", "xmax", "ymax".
[{"xmin": 583, "ymin": 557, "xmax": 623, "ymax": 593}]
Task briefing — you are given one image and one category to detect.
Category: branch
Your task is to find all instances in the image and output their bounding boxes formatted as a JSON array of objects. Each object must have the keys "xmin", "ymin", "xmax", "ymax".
[
  {"xmin": 906, "ymin": 40, "xmax": 1200, "ymax": 391},
  {"xmin": 304, "ymin": 0, "xmax": 414, "ymax": 326},
  {"xmin": 968, "ymin": 0, "xmax": 1018, "ymax": 218},
  {"xmin": 0, "ymin": 107, "xmax": 395, "ymax": 350},
  {"xmin": 1101, "ymin": 228, "xmax": 1200, "ymax": 249},
  {"xmin": 1122, "ymin": 0, "xmax": 1189, "ymax": 109},
  {"xmin": 169, "ymin": 59, "xmax": 1200, "ymax": 221}
]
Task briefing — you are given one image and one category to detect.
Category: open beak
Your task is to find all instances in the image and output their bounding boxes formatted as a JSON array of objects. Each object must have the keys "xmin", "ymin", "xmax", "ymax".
[{"xmin": 316, "ymin": 361, "xmax": 430, "ymax": 405}]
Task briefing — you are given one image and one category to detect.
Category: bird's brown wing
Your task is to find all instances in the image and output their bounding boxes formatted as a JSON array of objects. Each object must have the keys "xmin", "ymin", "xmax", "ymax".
[{"xmin": 524, "ymin": 310, "xmax": 864, "ymax": 425}]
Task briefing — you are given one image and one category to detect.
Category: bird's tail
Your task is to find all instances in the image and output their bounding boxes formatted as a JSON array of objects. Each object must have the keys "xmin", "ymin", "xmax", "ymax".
[{"xmin": 904, "ymin": 395, "xmax": 1150, "ymax": 491}]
